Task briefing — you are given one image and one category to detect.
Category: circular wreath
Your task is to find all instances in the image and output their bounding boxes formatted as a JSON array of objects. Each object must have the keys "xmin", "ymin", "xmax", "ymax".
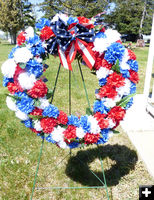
[{"xmin": 1, "ymin": 14, "xmax": 139, "ymax": 149}]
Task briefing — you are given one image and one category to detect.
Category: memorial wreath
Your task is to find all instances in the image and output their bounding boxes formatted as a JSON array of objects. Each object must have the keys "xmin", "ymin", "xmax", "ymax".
[{"xmin": 1, "ymin": 13, "xmax": 139, "ymax": 149}]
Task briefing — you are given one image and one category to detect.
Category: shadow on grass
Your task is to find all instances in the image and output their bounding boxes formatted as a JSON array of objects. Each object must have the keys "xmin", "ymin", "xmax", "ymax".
[{"xmin": 65, "ymin": 144, "xmax": 138, "ymax": 187}]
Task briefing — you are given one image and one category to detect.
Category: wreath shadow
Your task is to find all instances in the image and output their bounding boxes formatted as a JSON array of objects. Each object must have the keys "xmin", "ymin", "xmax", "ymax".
[{"xmin": 65, "ymin": 144, "xmax": 138, "ymax": 187}]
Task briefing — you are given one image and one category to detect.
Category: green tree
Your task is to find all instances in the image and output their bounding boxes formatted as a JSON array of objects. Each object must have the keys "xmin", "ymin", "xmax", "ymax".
[
  {"xmin": 104, "ymin": 0, "xmax": 153, "ymax": 39},
  {"xmin": 40, "ymin": 0, "xmax": 111, "ymax": 18},
  {"xmin": 0, "ymin": 0, "xmax": 35, "ymax": 44}
]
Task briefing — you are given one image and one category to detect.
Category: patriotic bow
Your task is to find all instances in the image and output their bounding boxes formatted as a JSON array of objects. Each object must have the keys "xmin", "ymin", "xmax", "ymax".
[{"xmin": 47, "ymin": 18, "xmax": 96, "ymax": 70}]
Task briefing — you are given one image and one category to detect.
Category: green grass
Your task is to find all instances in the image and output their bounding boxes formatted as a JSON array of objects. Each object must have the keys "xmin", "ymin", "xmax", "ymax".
[{"xmin": 0, "ymin": 42, "xmax": 154, "ymax": 200}]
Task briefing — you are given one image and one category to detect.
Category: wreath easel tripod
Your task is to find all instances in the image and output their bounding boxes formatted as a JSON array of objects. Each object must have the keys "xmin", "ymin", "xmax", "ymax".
[{"xmin": 30, "ymin": 59, "xmax": 110, "ymax": 200}]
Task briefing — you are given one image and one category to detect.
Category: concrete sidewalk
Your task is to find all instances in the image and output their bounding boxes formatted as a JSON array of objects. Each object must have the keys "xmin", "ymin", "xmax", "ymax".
[{"xmin": 121, "ymin": 94, "xmax": 154, "ymax": 178}]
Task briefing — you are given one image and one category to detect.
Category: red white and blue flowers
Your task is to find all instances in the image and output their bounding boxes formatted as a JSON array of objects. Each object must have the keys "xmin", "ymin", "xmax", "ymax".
[{"xmin": 1, "ymin": 13, "xmax": 139, "ymax": 149}]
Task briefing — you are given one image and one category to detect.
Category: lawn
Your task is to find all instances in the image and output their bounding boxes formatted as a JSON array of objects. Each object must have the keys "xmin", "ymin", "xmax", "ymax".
[{"xmin": 0, "ymin": 41, "xmax": 153, "ymax": 200}]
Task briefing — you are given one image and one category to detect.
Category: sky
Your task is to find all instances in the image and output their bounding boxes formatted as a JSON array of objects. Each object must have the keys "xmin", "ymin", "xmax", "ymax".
[{"xmin": 29, "ymin": 0, "xmax": 44, "ymax": 19}]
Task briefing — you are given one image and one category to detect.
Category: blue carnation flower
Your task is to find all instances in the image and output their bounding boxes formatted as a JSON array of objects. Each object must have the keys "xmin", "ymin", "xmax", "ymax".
[
  {"xmin": 8, "ymin": 46, "xmax": 19, "ymax": 58},
  {"xmin": 80, "ymin": 116, "xmax": 91, "ymax": 133},
  {"xmin": 27, "ymin": 35, "xmax": 45, "ymax": 56},
  {"xmin": 97, "ymin": 129, "xmax": 109, "ymax": 144},
  {"xmin": 27, "ymin": 35, "xmax": 41, "ymax": 45},
  {"xmin": 67, "ymin": 115, "xmax": 80, "ymax": 127},
  {"xmin": 130, "ymin": 82, "xmax": 136, "ymax": 94},
  {"xmin": 127, "ymin": 59, "xmax": 138, "ymax": 72},
  {"xmin": 104, "ymin": 42, "xmax": 125, "ymax": 64},
  {"xmin": 93, "ymin": 100, "xmax": 109, "ymax": 114},
  {"xmin": 16, "ymin": 97, "xmax": 34, "ymax": 114},
  {"xmin": 35, "ymin": 18, "xmax": 51, "ymax": 30},
  {"xmin": 95, "ymin": 32, "xmax": 106, "ymax": 38},
  {"xmin": 124, "ymin": 97, "xmax": 133, "ymax": 109},
  {"xmin": 21, "ymin": 119, "xmax": 33, "ymax": 128},
  {"xmin": 120, "ymin": 68, "xmax": 130, "ymax": 78},
  {"xmin": 3, "ymin": 76, "xmax": 14, "ymax": 87},
  {"xmin": 99, "ymin": 78, "xmax": 107, "ymax": 86},
  {"xmin": 25, "ymin": 59, "xmax": 43, "ymax": 78},
  {"xmin": 14, "ymin": 91, "xmax": 28, "ymax": 99},
  {"xmin": 46, "ymin": 134, "xmax": 56, "ymax": 143},
  {"xmin": 42, "ymin": 105, "xmax": 59, "ymax": 118},
  {"xmin": 68, "ymin": 142, "xmax": 79, "ymax": 149},
  {"xmin": 31, "ymin": 45, "xmax": 45, "ymax": 56},
  {"xmin": 67, "ymin": 17, "xmax": 78, "ymax": 24}
]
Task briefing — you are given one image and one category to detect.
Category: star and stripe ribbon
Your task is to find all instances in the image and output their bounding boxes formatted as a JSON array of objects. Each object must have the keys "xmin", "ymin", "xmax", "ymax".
[{"xmin": 46, "ymin": 18, "xmax": 96, "ymax": 70}]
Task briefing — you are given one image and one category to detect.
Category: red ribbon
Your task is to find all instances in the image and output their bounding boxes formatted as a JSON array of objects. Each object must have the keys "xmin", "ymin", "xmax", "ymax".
[{"xmin": 58, "ymin": 38, "xmax": 95, "ymax": 71}]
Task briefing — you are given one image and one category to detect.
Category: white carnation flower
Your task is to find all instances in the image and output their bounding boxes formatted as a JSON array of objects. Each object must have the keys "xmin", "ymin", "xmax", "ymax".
[
  {"xmin": 15, "ymin": 109, "xmax": 29, "ymax": 120},
  {"xmin": 14, "ymin": 47, "xmax": 33, "ymax": 63},
  {"xmin": 52, "ymin": 126, "xmax": 65, "ymax": 142},
  {"xmin": 76, "ymin": 127, "xmax": 86, "ymax": 139},
  {"xmin": 88, "ymin": 116, "xmax": 100, "ymax": 134},
  {"xmin": 108, "ymin": 119, "xmax": 116, "ymax": 129},
  {"xmin": 1, "ymin": 59, "xmax": 17, "ymax": 78},
  {"xmin": 18, "ymin": 72, "xmax": 36, "ymax": 90},
  {"xmin": 25, "ymin": 26, "xmax": 34, "ymax": 39},
  {"xmin": 105, "ymin": 29, "xmax": 121, "ymax": 44},
  {"xmin": 93, "ymin": 29, "xmax": 121, "ymax": 54},
  {"xmin": 93, "ymin": 37, "xmax": 108, "ymax": 53},
  {"xmin": 108, "ymin": 130, "xmax": 113, "ymax": 138},
  {"xmin": 38, "ymin": 98, "xmax": 50, "ymax": 109},
  {"xmin": 120, "ymin": 49, "xmax": 130, "ymax": 70},
  {"xmin": 34, "ymin": 57, "xmax": 43, "ymax": 63},
  {"xmin": 57, "ymin": 140, "xmax": 69, "ymax": 149},
  {"xmin": 96, "ymin": 67, "xmax": 110, "ymax": 80},
  {"xmin": 34, "ymin": 120, "xmax": 43, "ymax": 131},
  {"xmin": 116, "ymin": 79, "xmax": 131, "ymax": 96},
  {"xmin": 102, "ymin": 98, "xmax": 116, "ymax": 108},
  {"xmin": 6, "ymin": 96, "xmax": 18, "ymax": 111}
]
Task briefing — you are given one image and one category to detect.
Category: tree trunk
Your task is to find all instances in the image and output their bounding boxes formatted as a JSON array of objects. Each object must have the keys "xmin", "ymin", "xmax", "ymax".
[
  {"xmin": 10, "ymin": 32, "xmax": 17, "ymax": 44},
  {"xmin": 139, "ymin": 0, "xmax": 147, "ymax": 38}
]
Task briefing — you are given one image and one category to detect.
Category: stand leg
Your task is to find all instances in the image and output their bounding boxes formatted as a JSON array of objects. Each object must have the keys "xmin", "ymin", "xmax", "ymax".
[
  {"xmin": 30, "ymin": 138, "xmax": 44, "ymax": 200},
  {"xmin": 99, "ymin": 157, "xmax": 110, "ymax": 200}
]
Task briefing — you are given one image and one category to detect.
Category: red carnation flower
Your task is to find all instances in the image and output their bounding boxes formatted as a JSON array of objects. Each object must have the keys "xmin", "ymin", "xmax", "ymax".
[
  {"xmin": 84, "ymin": 133, "xmax": 100, "ymax": 144},
  {"xmin": 128, "ymin": 49, "xmax": 136, "ymax": 60},
  {"xmin": 7, "ymin": 82, "xmax": 20, "ymax": 94},
  {"xmin": 40, "ymin": 26, "xmax": 55, "ymax": 41},
  {"xmin": 107, "ymin": 72, "xmax": 125, "ymax": 88},
  {"xmin": 63, "ymin": 125, "xmax": 76, "ymax": 142},
  {"xmin": 13, "ymin": 64, "xmax": 25, "ymax": 81},
  {"xmin": 94, "ymin": 53, "xmax": 104, "ymax": 70},
  {"xmin": 94, "ymin": 112, "xmax": 109, "ymax": 129},
  {"xmin": 85, "ymin": 24, "xmax": 94, "ymax": 29},
  {"xmin": 27, "ymin": 80, "xmax": 48, "ymax": 98},
  {"xmin": 30, "ymin": 107, "xmax": 43, "ymax": 116},
  {"xmin": 17, "ymin": 31, "xmax": 26, "ymax": 46},
  {"xmin": 57, "ymin": 110, "xmax": 68, "ymax": 125},
  {"xmin": 98, "ymin": 85, "xmax": 117, "ymax": 99},
  {"xmin": 108, "ymin": 106, "xmax": 126, "ymax": 122},
  {"xmin": 77, "ymin": 16, "xmax": 94, "ymax": 29},
  {"xmin": 100, "ymin": 27, "xmax": 106, "ymax": 32},
  {"xmin": 102, "ymin": 59, "xmax": 112, "ymax": 70},
  {"xmin": 116, "ymin": 40, "xmax": 122, "ymax": 44},
  {"xmin": 129, "ymin": 70, "xmax": 139, "ymax": 84},
  {"xmin": 78, "ymin": 16, "xmax": 90, "ymax": 24},
  {"xmin": 94, "ymin": 112, "xmax": 106, "ymax": 120},
  {"xmin": 13, "ymin": 64, "xmax": 25, "ymax": 92},
  {"xmin": 98, "ymin": 117, "xmax": 109, "ymax": 129},
  {"xmin": 40, "ymin": 117, "xmax": 57, "ymax": 133}
]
